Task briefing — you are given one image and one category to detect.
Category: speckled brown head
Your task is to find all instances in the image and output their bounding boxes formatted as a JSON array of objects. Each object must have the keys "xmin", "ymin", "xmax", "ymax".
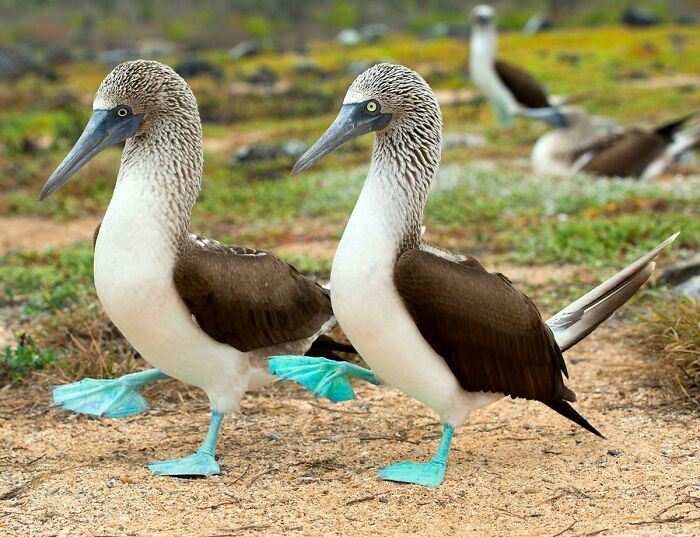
[
  {"xmin": 39, "ymin": 60, "xmax": 201, "ymax": 201},
  {"xmin": 292, "ymin": 63, "xmax": 442, "ymax": 177}
]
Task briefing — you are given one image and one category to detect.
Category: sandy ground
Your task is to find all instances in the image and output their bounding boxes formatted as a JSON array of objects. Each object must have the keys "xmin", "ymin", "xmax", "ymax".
[
  {"xmin": 1, "ymin": 218, "xmax": 699, "ymax": 535},
  {"xmin": 1, "ymin": 320, "xmax": 699, "ymax": 537},
  {"xmin": 0, "ymin": 216, "xmax": 102, "ymax": 255}
]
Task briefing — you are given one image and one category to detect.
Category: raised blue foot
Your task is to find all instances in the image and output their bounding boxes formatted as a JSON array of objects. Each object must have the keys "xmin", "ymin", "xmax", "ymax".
[
  {"xmin": 269, "ymin": 355, "xmax": 379, "ymax": 401},
  {"xmin": 52, "ymin": 369, "xmax": 169, "ymax": 418},
  {"xmin": 379, "ymin": 423, "xmax": 454, "ymax": 488},
  {"xmin": 149, "ymin": 411, "xmax": 223, "ymax": 477}
]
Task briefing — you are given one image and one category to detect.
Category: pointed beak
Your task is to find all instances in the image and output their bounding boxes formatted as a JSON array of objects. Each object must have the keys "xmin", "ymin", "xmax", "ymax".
[
  {"xmin": 291, "ymin": 103, "xmax": 392, "ymax": 176},
  {"xmin": 517, "ymin": 107, "xmax": 569, "ymax": 128},
  {"xmin": 39, "ymin": 109, "xmax": 144, "ymax": 201}
]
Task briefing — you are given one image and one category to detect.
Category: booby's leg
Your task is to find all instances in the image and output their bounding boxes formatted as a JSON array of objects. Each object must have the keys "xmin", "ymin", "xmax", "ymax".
[
  {"xmin": 378, "ymin": 423, "xmax": 454, "ymax": 488},
  {"xmin": 495, "ymin": 104, "xmax": 514, "ymax": 128},
  {"xmin": 52, "ymin": 368, "xmax": 169, "ymax": 418},
  {"xmin": 268, "ymin": 355, "xmax": 379, "ymax": 401},
  {"xmin": 148, "ymin": 411, "xmax": 223, "ymax": 477}
]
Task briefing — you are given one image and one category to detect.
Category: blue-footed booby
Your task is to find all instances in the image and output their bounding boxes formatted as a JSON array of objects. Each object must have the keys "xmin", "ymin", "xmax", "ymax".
[
  {"xmin": 40, "ymin": 60, "xmax": 373, "ymax": 477},
  {"xmin": 532, "ymin": 108, "xmax": 699, "ymax": 179},
  {"xmin": 470, "ymin": 4, "xmax": 565, "ymax": 128},
  {"xmin": 276, "ymin": 63, "xmax": 677, "ymax": 487}
]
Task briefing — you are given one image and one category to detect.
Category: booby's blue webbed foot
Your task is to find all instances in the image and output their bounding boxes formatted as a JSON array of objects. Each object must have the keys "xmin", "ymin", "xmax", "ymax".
[
  {"xmin": 268, "ymin": 355, "xmax": 379, "ymax": 402},
  {"xmin": 379, "ymin": 461, "xmax": 446, "ymax": 488},
  {"xmin": 148, "ymin": 451, "xmax": 220, "ymax": 477},
  {"xmin": 378, "ymin": 423, "xmax": 454, "ymax": 488},
  {"xmin": 52, "ymin": 368, "xmax": 169, "ymax": 418},
  {"xmin": 149, "ymin": 411, "xmax": 223, "ymax": 478}
]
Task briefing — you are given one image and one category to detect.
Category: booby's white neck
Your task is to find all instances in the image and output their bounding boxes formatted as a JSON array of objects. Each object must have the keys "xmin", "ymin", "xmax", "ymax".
[
  {"xmin": 332, "ymin": 119, "xmax": 441, "ymax": 288},
  {"xmin": 94, "ymin": 110, "xmax": 204, "ymax": 296},
  {"xmin": 470, "ymin": 25, "xmax": 497, "ymax": 68}
]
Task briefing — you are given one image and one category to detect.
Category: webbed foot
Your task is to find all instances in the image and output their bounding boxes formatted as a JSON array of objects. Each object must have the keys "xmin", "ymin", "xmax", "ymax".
[
  {"xmin": 269, "ymin": 355, "xmax": 378, "ymax": 401},
  {"xmin": 52, "ymin": 369, "xmax": 168, "ymax": 418},
  {"xmin": 379, "ymin": 461, "xmax": 446, "ymax": 487},
  {"xmin": 148, "ymin": 451, "xmax": 220, "ymax": 477},
  {"xmin": 149, "ymin": 411, "xmax": 223, "ymax": 478},
  {"xmin": 378, "ymin": 423, "xmax": 454, "ymax": 488}
]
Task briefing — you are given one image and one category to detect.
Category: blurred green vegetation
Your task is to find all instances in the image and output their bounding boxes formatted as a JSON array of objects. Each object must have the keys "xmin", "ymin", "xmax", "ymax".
[{"xmin": 0, "ymin": 22, "xmax": 698, "ymax": 380}]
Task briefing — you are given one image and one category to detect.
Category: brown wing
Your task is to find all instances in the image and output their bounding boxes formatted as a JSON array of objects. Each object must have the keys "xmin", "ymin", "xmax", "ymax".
[
  {"xmin": 581, "ymin": 130, "xmax": 667, "ymax": 178},
  {"xmin": 93, "ymin": 223, "xmax": 101, "ymax": 248},
  {"xmin": 394, "ymin": 249, "xmax": 572, "ymax": 402},
  {"xmin": 174, "ymin": 239, "xmax": 333, "ymax": 352},
  {"xmin": 570, "ymin": 130, "xmax": 627, "ymax": 162},
  {"xmin": 495, "ymin": 59, "xmax": 550, "ymax": 108}
]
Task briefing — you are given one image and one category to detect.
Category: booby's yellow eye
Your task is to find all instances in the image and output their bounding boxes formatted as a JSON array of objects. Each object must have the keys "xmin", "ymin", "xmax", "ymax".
[
  {"xmin": 117, "ymin": 108, "xmax": 128, "ymax": 117},
  {"xmin": 366, "ymin": 101, "xmax": 378, "ymax": 112}
]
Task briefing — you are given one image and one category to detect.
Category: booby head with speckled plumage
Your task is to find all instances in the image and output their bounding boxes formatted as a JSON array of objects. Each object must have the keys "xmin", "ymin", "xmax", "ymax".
[
  {"xmin": 293, "ymin": 63, "xmax": 442, "ymax": 181},
  {"xmin": 39, "ymin": 60, "xmax": 203, "ymax": 201},
  {"xmin": 41, "ymin": 60, "xmax": 373, "ymax": 478}
]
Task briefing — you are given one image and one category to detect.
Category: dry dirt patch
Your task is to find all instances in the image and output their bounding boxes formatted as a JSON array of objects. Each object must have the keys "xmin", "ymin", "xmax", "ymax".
[
  {"xmin": 1, "ymin": 322, "xmax": 699, "ymax": 536},
  {"xmin": 0, "ymin": 216, "xmax": 101, "ymax": 256}
]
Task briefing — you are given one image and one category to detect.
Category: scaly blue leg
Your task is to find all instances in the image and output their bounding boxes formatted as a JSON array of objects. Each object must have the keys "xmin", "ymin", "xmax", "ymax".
[
  {"xmin": 379, "ymin": 423, "xmax": 454, "ymax": 488},
  {"xmin": 148, "ymin": 411, "xmax": 223, "ymax": 477},
  {"xmin": 268, "ymin": 355, "xmax": 379, "ymax": 401},
  {"xmin": 495, "ymin": 103, "xmax": 514, "ymax": 128},
  {"xmin": 52, "ymin": 368, "xmax": 169, "ymax": 418}
]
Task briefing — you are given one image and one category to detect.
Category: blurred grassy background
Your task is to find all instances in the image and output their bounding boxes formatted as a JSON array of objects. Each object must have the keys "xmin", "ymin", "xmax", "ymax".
[{"xmin": 0, "ymin": 1, "xmax": 698, "ymax": 401}]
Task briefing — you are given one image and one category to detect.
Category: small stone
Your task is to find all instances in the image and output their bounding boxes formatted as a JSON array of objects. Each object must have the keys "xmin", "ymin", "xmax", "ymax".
[
  {"xmin": 607, "ymin": 449, "xmax": 622, "ymax": 457},
  {"xmin": 378, "ymin": 496, "xmax": 389, "ymax": 503}
]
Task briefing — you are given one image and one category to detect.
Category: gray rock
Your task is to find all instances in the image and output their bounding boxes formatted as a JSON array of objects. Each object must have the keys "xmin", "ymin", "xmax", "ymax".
[
  {"xmin": 658, "ymin": 254, "xmax": 700, "ymax": 286},
  {"xmin": 244, "ymin": 66, "xmax": 277, "ymax": 86},
  {"xmin": 361, "ymin": 24, "xmax": 388, "ymax": 43},
  {"xmin": 0, "ymin": 44, "xmax": 56, "ymax": 81},
  {"xmin": 336, "ymin": 29, "xmax": 362, "ymax": 47},
  {"xmin": 442, "ymin": 133, "xmax": 487, "ymax": 150},
  {"xmin": 523, "ymin": 15, "xmax": 553, "ymax": 35},
  {"xmin": 658, "ymin": 253, "xmax": 700, "ymax": 300},
  {"xmin": 231, "ymin": 141, "xmax": 307, "ymax": 165},
  {"xmin": 622, "ymin": 7, "xmax": 662, "ymax": 27},
  {"xmin": 228, "ymin": 40, "xmax": 261, "ymax": 60},
  {"xmin": 675, "ymin": 276, "xmax": 700, "ymax": 300},
  {"xmin": 175, "ymin": 58, "xmax": 223, "ymax": 79}
]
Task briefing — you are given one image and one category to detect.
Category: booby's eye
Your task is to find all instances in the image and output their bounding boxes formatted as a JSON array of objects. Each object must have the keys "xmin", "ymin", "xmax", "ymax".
[
  {"xmin": 366, "ymin": 100, "xmax": 379, "ymax": 113},
  {"xmin": 116, "ymin": 107, "xmax": 130, "ymax": 117}
]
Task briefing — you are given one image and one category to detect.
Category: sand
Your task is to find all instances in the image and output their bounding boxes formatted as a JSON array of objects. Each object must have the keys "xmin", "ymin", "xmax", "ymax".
[{"xmin": 1, "ymin": 320, "xmax": 699, "ymax": 536}]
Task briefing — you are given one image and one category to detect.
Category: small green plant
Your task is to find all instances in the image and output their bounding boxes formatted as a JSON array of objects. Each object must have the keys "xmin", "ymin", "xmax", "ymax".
[{"xmin": 1, "ymin": 333, "xmax": 61, "ymax": 381}]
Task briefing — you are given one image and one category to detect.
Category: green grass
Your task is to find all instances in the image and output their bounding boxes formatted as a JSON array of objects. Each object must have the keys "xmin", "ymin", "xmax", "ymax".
[
  {"xmin": 645, "ymin": 296, "xmax": 700, "ymax": 407},
  {"xmin": 0, "ymin": 25, "xmax": 698, "ymax": 382},
  {"xmin": 0, "ymin": 244, "xmax": 94, "ymax": 316},
  {"xmin": 1, "ymin": 333, "xmax": 62, "ymax": 381}
]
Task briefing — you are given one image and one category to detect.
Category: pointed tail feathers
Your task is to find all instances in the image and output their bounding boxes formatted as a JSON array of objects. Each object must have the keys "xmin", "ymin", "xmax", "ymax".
[
  {"xmin": 547, "ymin": 233, "xmax": 679, "ymax": 352},
  {"xmin": 668, "ymin": 124, "xmax": 700, "ymax": 160},
  {"xmin": 545, "ymin": 399, "xmax": 605, "ymax": 438},
  {"xmin": 654, "ymin": 112, "xmax": 697, "ymax": 140}
]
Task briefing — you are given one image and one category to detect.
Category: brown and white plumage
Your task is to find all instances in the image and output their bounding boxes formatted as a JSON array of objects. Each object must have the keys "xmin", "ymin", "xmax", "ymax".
[
  {"xmin": 533, "ymin": 108, "xmax": 697, "ymax": 179},
  {"xmin": 174, "ymin": 237, "xmax": 333, "ymax": 353},
  {"xmin": 493, "ymin": 59, "xmax": 551, "ymax": 109},
  {"xmin": 42, "ymin": 60, "xmax": 352, "ymax": 474},
  {"xmin": 295, "ymin": 63, "xmax": 676, "ymax": 441},
  {"xmin": 470, "ymin": 5, "xmax": 555, "ymax": 126}
]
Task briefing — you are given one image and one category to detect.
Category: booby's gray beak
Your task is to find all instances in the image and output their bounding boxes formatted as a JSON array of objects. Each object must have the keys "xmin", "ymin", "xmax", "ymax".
[
  {"xmin": 39, "ymin": 109, "xmax": 144, "ymax": 201},
  {"xmin": 474, "ymin": 14, "xmax": 493, "ymax": 25},
  {"xmin": 517, "ymin": 107, "xmax": 569, "ymax": 128},
  {"xmin": 291, "ymin": 103, "xmax": 392, "ymax": 176}
]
